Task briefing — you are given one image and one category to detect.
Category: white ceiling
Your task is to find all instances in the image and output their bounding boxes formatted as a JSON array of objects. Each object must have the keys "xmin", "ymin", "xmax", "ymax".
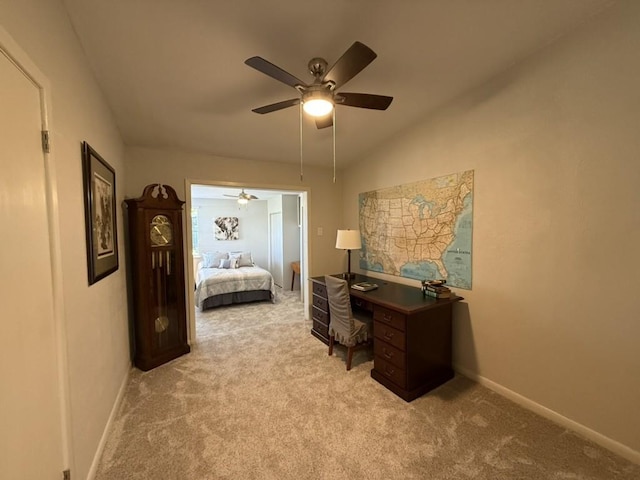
[
  {"xmin": 62, "ymin": 0, "xmax": 612, "ymax": 168},
  {"xmin": 191, "ymin": 184, "xmax": 295, "ymax": 201}
]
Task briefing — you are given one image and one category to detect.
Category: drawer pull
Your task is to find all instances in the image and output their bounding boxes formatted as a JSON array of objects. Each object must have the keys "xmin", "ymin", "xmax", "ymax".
[
  {"xmin": 383, "ymin": 331, "xmax": 394, "ymax": 341},
  {"xmin": 382, "ymin": 313, "xmax": 393, "ymax": 323},
  {"xmin": 383, "ymin": 348, "xmax": 394, "ymax": 359},
  {"xmin": 384, "ymin": 365, "xmax": 395, "ymax": 376}
]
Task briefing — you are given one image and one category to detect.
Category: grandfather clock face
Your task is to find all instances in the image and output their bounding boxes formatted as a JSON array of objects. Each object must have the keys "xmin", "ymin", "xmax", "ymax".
[{"xmin": 150, "ymin": 214, "xmax": 173, "ymax": 247}]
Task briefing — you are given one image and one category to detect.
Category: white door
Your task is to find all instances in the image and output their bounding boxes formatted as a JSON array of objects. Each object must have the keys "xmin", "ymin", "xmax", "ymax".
[
  {"xmin": 0, "ymin": 44, "xmax": 65, "ymax": 478},
  {"xmin": 269, "ymin": 212, "xmax": 283, "ymax": 287}
]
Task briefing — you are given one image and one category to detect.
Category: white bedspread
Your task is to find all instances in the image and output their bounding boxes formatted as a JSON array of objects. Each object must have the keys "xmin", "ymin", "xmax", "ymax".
[{"xmin": 195, "ymin": 266, "xmax": 275, "ymax": 308}]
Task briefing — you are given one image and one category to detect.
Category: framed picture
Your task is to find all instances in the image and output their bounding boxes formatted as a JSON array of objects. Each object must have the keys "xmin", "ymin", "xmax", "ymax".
[
  {"xmin": 82, "ymin": 141, "xmax": 118, "ymax": 284},
  {"xmin": 214, "ymin": 216, "xmax": 239, "ymax": 240}
]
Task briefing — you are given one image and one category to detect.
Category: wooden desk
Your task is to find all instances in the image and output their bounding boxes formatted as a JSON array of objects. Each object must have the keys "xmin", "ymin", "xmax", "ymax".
[{"xmin": 311, "ymin": 274, "xmax": 463, "ymax": 402}]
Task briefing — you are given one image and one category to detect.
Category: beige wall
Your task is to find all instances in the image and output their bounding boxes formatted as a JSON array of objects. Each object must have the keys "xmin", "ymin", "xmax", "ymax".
[
  {"xmin": 124, "ymin": 146, "xmax": 345, "ymax": 280},
  {"xmin": 0, "ymin": 0, "xmax": 130, "ymax": 478},
  {"xmin": 344, "ymin": 1, "xmax": 640, "ymax": 459}
]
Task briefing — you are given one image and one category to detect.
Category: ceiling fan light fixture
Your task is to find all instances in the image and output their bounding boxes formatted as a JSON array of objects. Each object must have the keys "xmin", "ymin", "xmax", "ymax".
[
  {"xmin": 302, "ymin": 91, "xmax": 334, "ymax": 117},
  {"xmin": 237, "ymin": 197, "xmax": 249, "ymax": 205}
]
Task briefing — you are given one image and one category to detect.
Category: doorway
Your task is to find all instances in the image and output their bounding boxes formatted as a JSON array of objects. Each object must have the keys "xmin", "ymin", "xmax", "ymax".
[{"xmin": 184, "ymin": 181, "xmax": 309, "ymax": 343}]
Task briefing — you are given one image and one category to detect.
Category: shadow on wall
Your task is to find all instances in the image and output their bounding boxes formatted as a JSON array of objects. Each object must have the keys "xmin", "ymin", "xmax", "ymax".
[{"xmin": 452, "ymin": 301, "xmax": 478, "ymax": 375}]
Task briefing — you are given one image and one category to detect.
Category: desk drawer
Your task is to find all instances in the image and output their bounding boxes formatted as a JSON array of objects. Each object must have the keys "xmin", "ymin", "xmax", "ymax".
[
  {"xmin": 312, "ymin": 306, "xmax": 329, "ymax": 327},
  {"xmin": 374, "ymin": 356, "xmax": 406, "ymax": 389},
  {"xmin": 312, "ymin": 318, "xmax": 329, "ymax": 338},
  {"xmin": 312, "ymin": 282, "xmax": 327, "ymax": 297},
  {"xmin": 374, "ymin": 322, "xmax": 405, "ymax": 351},
  {"xmin": 312, "ymin": 294, "xmax": 328, "ymax": 312},
  {"xmin": 374, "ymin": 341, "xmax": 405, "ymax": 369},
  {"xmin": 373, "ymin": 306, "xmax": 406, "ymax": 332},
  {"xmin": 351, "ymin": 297, "xmax": 373, "ymax": 312}
]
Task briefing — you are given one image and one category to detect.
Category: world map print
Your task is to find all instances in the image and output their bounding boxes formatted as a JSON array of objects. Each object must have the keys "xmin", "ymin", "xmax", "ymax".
[{"xmin": 359, "ymin": 170, "xmax": 474, "ymax": 289}]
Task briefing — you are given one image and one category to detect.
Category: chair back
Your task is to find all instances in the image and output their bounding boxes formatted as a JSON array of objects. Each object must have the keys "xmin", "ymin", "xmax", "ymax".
[{"xmin": 324, "ymin": 276, "xmax": 354, "ymax": 338}]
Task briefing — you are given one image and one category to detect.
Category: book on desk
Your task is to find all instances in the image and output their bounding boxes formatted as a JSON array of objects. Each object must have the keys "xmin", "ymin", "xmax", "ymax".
[{"xmin": 350, "ymin": 281, "xmax": 378, "ymax": 292}]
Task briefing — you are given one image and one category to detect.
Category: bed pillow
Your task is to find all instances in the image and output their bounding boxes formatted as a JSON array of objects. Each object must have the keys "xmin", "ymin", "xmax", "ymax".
[
  {"xmin": 230, "ymin": 251, "xmax": 253, "ymax": 267},
  {"xmin": 218, "ymin": 258, "xmax": 238, "ymax": 269},
  {"xmin": 202, "ymin": 251, "xmax": 228, "ymax": 268}
]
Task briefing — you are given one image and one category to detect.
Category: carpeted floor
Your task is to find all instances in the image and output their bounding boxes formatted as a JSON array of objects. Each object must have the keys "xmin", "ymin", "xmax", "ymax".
[{"xmin": 94, "ymin": 288, "xmax": 640, "ymax": 479}]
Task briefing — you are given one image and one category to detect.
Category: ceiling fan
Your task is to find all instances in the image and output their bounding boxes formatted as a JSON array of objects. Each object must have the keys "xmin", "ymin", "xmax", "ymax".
[
  {"xmin": 245, "ymin": 41, "xmax": 393, "ymax": 129},
  {"xmin": 223, "ymin": 189, "xmax": 258, "ymax": 204}
]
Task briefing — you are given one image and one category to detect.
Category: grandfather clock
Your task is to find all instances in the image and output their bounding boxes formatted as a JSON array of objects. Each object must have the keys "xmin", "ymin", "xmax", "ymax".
[{"xmin": 125, "ymin": 184, "xmax": 190, "ymax": 371}]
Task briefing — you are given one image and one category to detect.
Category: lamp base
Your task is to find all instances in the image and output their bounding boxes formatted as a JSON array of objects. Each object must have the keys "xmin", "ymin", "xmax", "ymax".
[{"xmin": 342, "ymin": 272, "xmax": 356, "ymax": 280}]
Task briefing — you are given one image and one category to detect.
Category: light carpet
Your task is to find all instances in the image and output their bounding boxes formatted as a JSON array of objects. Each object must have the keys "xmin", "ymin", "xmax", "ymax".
[{"xmin": 94, "ymin": 289, "xmax": 640, "ymax": 479}]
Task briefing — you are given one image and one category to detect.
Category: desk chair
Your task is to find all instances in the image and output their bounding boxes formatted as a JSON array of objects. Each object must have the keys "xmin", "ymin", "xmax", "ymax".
[
  {"xmin": 291, "ymin": 261, "xmax": 300, "ymax": 290},
  {"xmin": 324, "ymin": 275, "xmax": 373, "ymax": 371}
]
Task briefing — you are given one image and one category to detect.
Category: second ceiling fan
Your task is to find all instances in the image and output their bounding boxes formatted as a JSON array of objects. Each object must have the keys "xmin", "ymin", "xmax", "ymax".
[
  {"xmin": 245, "ymin": 41, "xmax": 393, "ymax": 129},
  {"xmin": 223, "ymin": 189, "xmax": 258, "ymax": 204}
]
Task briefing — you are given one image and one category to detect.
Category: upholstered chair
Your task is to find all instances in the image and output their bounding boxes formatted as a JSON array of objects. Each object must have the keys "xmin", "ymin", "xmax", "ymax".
[{"xmin": 324, "ymin": 275, "xmax": 373, "ymax": 371}]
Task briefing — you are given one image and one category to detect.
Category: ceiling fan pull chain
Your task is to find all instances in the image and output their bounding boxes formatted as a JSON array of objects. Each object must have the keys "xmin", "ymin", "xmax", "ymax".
[
  {"xmin": 299, "ymin": 102, "xmax": 304, "ymax": 181},
  {"xmin": 332, "ymin": 109, "xmax": 336, "ymax": 183}
]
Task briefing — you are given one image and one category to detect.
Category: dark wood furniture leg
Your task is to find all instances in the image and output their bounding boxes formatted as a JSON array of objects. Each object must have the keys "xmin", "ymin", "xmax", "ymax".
[{"xmin": 346, "ymin": 346, "xmax": 354, "ymax": 371}]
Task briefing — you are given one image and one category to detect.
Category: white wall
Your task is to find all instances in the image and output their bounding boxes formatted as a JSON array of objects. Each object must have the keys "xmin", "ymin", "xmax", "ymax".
[
  {"xmin": 282, "ymin": 195, "xmax": 302, "ymax": 290},
  {"xmin": 266, "ymin": 195, "xmax": 301, "ymax": 289},
  {"xmin": 194, "ymin": 198, "xmax": 269, "ymax": 267},
  {"xmin": 343, "ymin": 1, "xmax": 640, "ymax": 460},
  {"xmin": 0, "ymin": 1, "xmax": 130, "ymax": 478}
]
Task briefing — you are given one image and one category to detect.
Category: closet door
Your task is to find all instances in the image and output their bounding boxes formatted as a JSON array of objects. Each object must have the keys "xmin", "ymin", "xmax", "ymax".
[
  {"xmin": 0, "ymin": 42, "xmax": 65, "ymax": 478},
  {"xmin": 269, "ymin": 211, "xmax": 283, "ymax": 287}
]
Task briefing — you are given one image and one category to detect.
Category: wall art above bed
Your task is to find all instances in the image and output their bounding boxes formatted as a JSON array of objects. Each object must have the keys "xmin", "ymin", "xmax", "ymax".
[{"xmin": 214, "ymin": 216, "xmax": 239, "ymax": 240}]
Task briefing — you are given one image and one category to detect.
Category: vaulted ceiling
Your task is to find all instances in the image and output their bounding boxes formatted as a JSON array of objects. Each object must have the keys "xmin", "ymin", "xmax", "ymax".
[{"xmin": 63, "ymin": 0, "xmax": 611, "ymax": 168}]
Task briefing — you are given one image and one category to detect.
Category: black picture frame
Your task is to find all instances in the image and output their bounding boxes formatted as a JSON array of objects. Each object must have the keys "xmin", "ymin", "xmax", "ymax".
[{"xmin": 82, "ymin": 141, "xmax": 118, "ymax": 284}]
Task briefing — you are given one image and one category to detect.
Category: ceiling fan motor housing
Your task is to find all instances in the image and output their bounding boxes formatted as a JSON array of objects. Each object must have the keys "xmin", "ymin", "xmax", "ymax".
[{"xmin": 308, "ymin": 57, "xmax": 328, "ymax": 80}]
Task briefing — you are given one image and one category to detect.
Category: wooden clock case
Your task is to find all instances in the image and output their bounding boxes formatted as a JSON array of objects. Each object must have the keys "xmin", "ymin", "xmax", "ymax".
[{"xmin": 125, "ymin": 184, "xmax": 190, "ymax": 371}]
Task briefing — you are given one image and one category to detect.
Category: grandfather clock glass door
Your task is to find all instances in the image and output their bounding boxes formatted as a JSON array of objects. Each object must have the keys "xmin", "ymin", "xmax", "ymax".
[{"xmin": 149, "ymin": 213, "xmax": 179, "ymax": 355}]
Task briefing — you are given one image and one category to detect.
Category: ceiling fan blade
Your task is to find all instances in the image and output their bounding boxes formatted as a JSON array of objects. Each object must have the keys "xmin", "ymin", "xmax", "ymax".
[
  {"xmin": 223, "ymin": 194, "xmax": 238, "ymax": 198},
  {"xmin": 336, "ymin": 93, "xmax": 393, "ymax": 110},
  {"xmin": 322, "ymin": 41, "xmax": 377, "ymax": 89},
  {"xmin": 252, "ymin": 98, "xmax": 300, "ymax": 114},
  {"xmin": 315, "ymin": 114, "xmax": 333, "ymax": 129},
  {"xmin": 245, "ymin": 56, "xmax": 306, "ymax": 88}
]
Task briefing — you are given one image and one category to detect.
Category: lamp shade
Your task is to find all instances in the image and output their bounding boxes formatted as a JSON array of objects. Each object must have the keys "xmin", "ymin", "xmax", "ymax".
[
  {"xmin": 302, "ymin": 90, "xmax": 334, "ymax": 117},
  {"xmin": 336, "ymin": 230, "xmax": 362, "ymax": 250}
]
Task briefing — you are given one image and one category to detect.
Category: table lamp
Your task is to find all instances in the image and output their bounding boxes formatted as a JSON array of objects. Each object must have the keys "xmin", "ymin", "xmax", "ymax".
[{"xmin": 335, "ymin": 229, "xmax": 361, "ymax": 279}]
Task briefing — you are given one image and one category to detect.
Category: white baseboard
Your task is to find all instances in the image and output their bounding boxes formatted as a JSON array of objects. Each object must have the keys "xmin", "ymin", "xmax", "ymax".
[
  {"xmin": 454, "ymin": 365, "xmax": 640, "ymax": 465},
  {"xmin": 86, "ymin": 365, "xmax": 131, "ymax": 480}
]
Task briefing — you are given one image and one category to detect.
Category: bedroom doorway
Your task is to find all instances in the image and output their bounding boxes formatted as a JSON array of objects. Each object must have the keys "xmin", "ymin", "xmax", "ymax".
[{"xmin": 185, "ymin": 181, "xmax": 309, "ymax": 343}]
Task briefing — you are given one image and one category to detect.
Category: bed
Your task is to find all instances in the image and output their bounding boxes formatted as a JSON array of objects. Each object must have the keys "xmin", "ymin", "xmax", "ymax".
[{"xmin": 194, "ymin": 251, "xmax": 276, "ymax": 310}]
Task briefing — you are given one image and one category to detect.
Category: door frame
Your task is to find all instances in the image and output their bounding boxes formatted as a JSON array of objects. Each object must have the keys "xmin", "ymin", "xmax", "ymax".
[
  {"xmin": 184, "ymin": 179, "xmax": 310, "ymax": 343},
  {"xmin": 0, "ymin": 26, "xmax": 72, "ymax": 473}
]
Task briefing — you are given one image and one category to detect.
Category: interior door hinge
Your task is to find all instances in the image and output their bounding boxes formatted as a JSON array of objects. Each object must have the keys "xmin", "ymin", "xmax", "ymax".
[
  {"xmin": 41, "ymin": 129, "xmax": 50, "ymax": 153},
  {"xmin": 63, "ymin": 469, "xmax": 71, "ymax": 480}
]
